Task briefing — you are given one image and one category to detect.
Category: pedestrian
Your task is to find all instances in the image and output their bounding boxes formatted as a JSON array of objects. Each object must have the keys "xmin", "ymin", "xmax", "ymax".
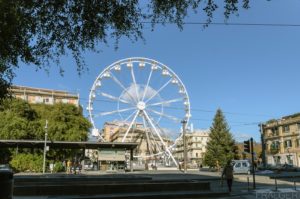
[
  {"xmin": 67, "ymin": 159, "xmax": 72, "ymax": 174},
  {"xmin": 222, "ymin": 160, "xmax": 234, "ymax": 193},
  {"xmin": 49, "ymin": 162, "xmax": 54, "ymax": 173}
]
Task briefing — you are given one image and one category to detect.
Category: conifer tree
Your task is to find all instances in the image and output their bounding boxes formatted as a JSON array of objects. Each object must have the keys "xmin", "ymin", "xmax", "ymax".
[{"xmin": 204, "ymin": 109, "xmax": 236, "ymax": 168}]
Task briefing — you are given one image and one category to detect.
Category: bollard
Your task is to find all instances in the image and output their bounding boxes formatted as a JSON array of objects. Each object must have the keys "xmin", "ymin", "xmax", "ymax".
[
  {"xmin": 294, "ymin": 176, "xmax": 297, "ymax": 191},
  {"xmin": 0, "ymin": 170, "xmax": 14, "ymax": 199},
  {"xmin": 275, "ymin": 177, "xmax": 278, "ymax": 191}
]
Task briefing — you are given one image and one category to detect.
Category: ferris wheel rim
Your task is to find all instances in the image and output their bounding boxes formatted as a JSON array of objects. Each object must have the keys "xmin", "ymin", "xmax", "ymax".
[{"xmin": 87, "ymin": 57, "xmax": 191, "ymax": 158}]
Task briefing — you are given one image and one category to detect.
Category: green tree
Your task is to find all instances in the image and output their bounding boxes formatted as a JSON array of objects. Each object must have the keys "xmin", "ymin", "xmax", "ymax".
[
  {"xmin": 32, "ymin": 103, "xmax": 91, "ymax": 141},
  {"xmin": 0, "ymin": 98, "xmax": 38, "ymax": 139},
  {"xmin": 0, "ymin": 98, "xmax": 91, "ymax": 141},
  {"xmin": 0, "ymin": 98, "xmax": 91, "ymax": 166},
  {"xmin": 0, "ymin": 0, "xmax": 252, "ymax": 99},
  {"xmin": 204, "ymin": 109, "xmax": 236, "ymax": 168}
]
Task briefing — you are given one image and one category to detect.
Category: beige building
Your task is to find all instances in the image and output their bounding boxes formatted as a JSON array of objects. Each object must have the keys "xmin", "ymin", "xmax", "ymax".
[
  {"xmin": 174, "ymin": 129, "xmax": 210, "ymax": 166},
  {"xmin": 262, "ymin": 113, "xmax": 300, "ymax": 166},
  {"xmin": 10, "ymin": 85, "xmax": 79, "ymax": 106},
  {"xmin": 102, "ymin": 121, "xmax": 174, "ymax": 158}
]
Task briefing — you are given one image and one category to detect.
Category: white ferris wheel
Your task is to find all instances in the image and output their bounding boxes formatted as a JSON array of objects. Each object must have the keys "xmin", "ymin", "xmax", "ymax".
[{"xmin": 87, "ymin": 57, "xmax": 191, "ymax": 166}]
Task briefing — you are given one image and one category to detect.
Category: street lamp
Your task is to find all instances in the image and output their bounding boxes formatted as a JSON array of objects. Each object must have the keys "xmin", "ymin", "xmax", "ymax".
[
  {"xmin": 42, "ymin": 120, "xmax": 48, "ymax": 174},
  {"xmin": 181, "ymin": 120, "xmax": 187, "ymax": 173},
  {"xmin": 259, "ymin": 123, "xmax": 267, "ymax": 169}
]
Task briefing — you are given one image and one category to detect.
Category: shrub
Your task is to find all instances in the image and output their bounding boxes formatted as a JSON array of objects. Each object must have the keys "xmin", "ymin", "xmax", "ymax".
[
  {"xmin": 10, "ymin": 153, "xmax": 44, "ymax": 172},
  {"xmin": 53, "ymin": 161, "xmax": 65, "ymax": 172}
]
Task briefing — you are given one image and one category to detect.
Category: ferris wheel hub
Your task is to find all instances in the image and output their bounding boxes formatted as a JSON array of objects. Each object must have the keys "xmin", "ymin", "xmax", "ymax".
[{"xmin": 137, "ymin": 101, "xmax": 146, "ymax": 110}]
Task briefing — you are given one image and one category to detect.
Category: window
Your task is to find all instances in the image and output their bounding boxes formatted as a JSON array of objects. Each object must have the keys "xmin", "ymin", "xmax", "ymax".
[
  {"xmin": 242, "ymin": 162, "xmax": 248, "ymax": 167},
  {"xmin": 235, "ymin": 163, "xmax": 241, "ymax": 168},
  {"xmin": 274, "ymin": 156, "xmax": 281, "ymax": 165},
  {"xmin": 272, "ymin": 127, "xmax": 279, "ymax": 136},
  {"xmin": 271, "ymin": 141, "xmax": 280, "ymax": 149},
  {"xmin": 196, "ymin": 153, "xmax": 198, "ymax": 157},
  {"xmin": 284, "ymin": 140, "xmax": 292, "ymax": 148},
  {"xmin": 297, "ymin": 123, "xmax": 300, "ymax": 130},
  {"xmin": 283, "ymin": 125, "xmax": 290, "ymax": 133},
  {"xmin": 62, "ymin": 99, "xmax": 68, "ymax": 103},
  {"xmin": 287, "ymin": 155, "xmax": 293, "ymax": 165},
  {"xmin": 35, "ymin": 96, "xmax": 43, "ymax": 103}
]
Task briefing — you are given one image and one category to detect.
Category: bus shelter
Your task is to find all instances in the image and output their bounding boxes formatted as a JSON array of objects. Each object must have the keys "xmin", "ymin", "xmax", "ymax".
[{"xmin": 0, "ymin": 139, "xmax": 138, "ymax": 172}]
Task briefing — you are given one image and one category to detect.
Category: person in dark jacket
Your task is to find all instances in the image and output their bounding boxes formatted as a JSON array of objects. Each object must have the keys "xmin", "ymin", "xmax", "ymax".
[{"xmin": 222, "ymin": 160, "xmax": 234, "ymax": 192}]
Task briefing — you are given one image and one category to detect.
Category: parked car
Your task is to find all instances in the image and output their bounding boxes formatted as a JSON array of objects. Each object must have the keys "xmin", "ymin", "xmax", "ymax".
[
  {"xmin": 0, "ymin": 164, "xmax": 12, "ymax": 172},
  {"xmin": 232, "ymin": 160, "xmax": 251, "ymax": 174},
  {"xmin": 258, "ymin": 163, "xmax": 298, "ymax": 172},
  {"xmin": 83, "ymin": 159, "xmax": 94, "ymax": 170},
  {"xmin": 278, "ymin": 164, "xmax": 298, "ymax": 172}
]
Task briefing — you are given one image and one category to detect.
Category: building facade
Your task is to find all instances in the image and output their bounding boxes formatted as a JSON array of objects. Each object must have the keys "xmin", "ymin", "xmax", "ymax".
[
  {"xmin": 10, "ymin": 85, "xmax": 79, "ymax": 106},
  {"xmin": 262, "ymin": 113, "xmax": 300, "ymax": 166},
  {"xmin": 174, "ymin": 129, "xmax": 210, "ymax": 167},
  {"xmin": 102, "ymin": 121, "xmax": 174, "ymax": 158}
]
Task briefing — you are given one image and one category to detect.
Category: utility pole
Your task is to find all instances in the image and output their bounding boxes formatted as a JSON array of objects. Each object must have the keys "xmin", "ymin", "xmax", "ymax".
[
  {"xmin": 181, "ymin": 120, "xmax": 187, "ymax": 173},
  {"xmin": 43, "ymin": 120, "xmax": 48, "ymax": 174}
]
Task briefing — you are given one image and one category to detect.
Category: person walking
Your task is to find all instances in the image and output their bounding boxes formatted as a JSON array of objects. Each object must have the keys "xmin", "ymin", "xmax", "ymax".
[
  {"xmin": 67, "ymin": 160, "xmax": 72, "ymax": 174},
  {"xmin": 222, "ymin": 160, "xmax": 234, "ymax": 193}
]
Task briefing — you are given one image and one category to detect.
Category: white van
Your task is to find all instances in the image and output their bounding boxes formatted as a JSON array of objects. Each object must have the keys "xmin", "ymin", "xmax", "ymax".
[{"xmin": 232, "ymin": 160, "xmax": 251, "ymax": 174}]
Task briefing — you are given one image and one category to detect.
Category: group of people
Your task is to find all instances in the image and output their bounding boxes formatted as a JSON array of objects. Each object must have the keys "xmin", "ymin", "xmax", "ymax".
[{"xmin": 66, "ymin": 160, "xmax": 82, "ymax": 174}]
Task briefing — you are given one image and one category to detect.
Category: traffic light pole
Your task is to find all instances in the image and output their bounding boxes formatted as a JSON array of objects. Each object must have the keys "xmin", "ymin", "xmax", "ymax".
[{"xmin": 250, "ymin": 138, "xmax": 256, "ymax": 189}]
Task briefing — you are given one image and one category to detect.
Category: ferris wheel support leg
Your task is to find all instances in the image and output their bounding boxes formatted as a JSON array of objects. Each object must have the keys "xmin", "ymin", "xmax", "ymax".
[
  {"xmin": 143, "ymin": 110, "xmax": 178, "ymax": 167},
  {"xmin": 122, "ymin": 111, "xmax": 139, "ymax": 142},
  {"xmin": 142, "ymin": 116, "xmax": 154, "ymax": 155}
]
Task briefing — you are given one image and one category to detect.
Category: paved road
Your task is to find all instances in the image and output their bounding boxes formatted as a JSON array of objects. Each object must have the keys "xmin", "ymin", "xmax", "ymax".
[{"xmin": 14, "ymin": 170, "xmax": 300, "ymax": 199}]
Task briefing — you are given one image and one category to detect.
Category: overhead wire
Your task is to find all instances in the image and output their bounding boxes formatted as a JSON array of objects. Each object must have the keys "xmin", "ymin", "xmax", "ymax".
[
  {"xmin": 141, "ymin": 21, "xmax": 300, "ymax": 28},
  {"xmin": 81, "ymin": 96, "xmax": 265, "ymax": 127}
]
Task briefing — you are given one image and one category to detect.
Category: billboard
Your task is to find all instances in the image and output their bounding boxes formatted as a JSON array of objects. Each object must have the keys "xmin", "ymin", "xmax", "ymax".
[{"xmin": 98, "ymin": 148, "xmax": 125, "ymax": 161}]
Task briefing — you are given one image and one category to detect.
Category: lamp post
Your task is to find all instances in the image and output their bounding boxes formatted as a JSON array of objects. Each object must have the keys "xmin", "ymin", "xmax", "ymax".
[
  {"xmin": 181, "ymin": 120, "xmax": 187, "ymax": 173},
  {"xmin": 260, "ymin": 123, "xmax": 267, "ymax": 169},
  {"xmin": 42, "ymin": 120, "xmax": 48, "ymax": 174}
]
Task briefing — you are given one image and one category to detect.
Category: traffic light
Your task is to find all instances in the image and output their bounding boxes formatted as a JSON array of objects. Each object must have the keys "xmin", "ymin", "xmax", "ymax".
[{"xmin": 244, "ymin": 140, "xmax": 251, "ymax": 153}]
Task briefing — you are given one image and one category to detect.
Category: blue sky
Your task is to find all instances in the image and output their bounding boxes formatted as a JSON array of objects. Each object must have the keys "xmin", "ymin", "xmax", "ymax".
[{"xmin": 13, "ymin": 1, "xmax": 300, "ymax": 142}]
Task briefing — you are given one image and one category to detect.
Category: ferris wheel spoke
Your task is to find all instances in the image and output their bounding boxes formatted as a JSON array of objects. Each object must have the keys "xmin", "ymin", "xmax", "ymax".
[
  {"xmin": 130, "ymin": 67, "xmax": 140, "ymax": 101},
  {"xmin": 141, "ymin": 69, "xmax": 153, "ymax": 101},
  {"xmin": 143, "ymin": 114, "xmax": 162, "ymax": 154},
  {"xmin": 100, "ymin": 92, "xmax": 132, "ymax": 105},
  {"xmin": 145, "ymin": 79, "xmax": 172, "ymax": 103},
  {"xmin": 147, "ymin": 108, "xmax": 181, "ymax": 123},
  {"xmin": 97, "ymin": 107, "xmax": 136, "ymax": 117},
  {"xmin": 147, "ymin": 98, "xmax": 182, "ymax": 107},
  {"xmin": 110, "ymin": 73, "xmax": 138, "ymax": 103},
  {"xmin": 143, "ymin": 110, "xmax": 178, "ymax": 167},
  {"xmin": 124, "ymin": 110, "xmax": 138, "ymax": 123},
  {"xmin": 142, "ymin": 116, "xmax": 154, "ymax": 155},
  {"xmin": 122, "ymin": 111, "xmax": 139, "ymax": 142}
]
